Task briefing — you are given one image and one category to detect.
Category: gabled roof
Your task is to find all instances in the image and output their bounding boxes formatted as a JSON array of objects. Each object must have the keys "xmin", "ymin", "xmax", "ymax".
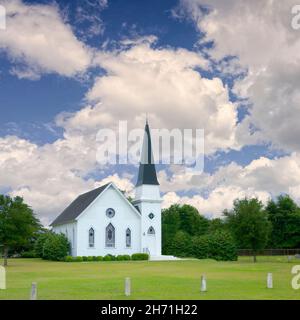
[
  {"xmin": 136, "ymin": 121, "xmax": 159, "ymax": 187},
  {"xmin": 50, "ymin": 183, "xmax": 110, "ymax": 226}
]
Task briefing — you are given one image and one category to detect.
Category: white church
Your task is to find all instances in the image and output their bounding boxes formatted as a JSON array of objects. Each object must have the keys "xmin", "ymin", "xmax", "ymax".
[{"xmin": 50, "ymin": 121, "xmax": 174, "ymax": 260}]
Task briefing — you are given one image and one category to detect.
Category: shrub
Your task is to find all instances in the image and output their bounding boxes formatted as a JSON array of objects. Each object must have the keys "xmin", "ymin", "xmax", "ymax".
[
  {"xmin": 65, "ymin": 255, "xmax": 73, "ymax": 262},
  {"xmin": 116, "ymin": 254, "xmax": 131, "ymax": 261},
  {"xmin": 92, "ymin": 256, "xmax": 98, "ymax": 261},
  {"xmin": 87, "ymin": 256, "xmax": 94, "ymax": 262},
  {"xmin": 191, "ymin": 235, "xmax": 210, "ymax": 259},
  {"xmin": 191, "ymin": 231, "xmax": 237, "ymax": 261},
  {"xmin": 82, "ymin": 256, "xmax": 88, "ymax": 261},
  {"xmin": 103, "ymin": 254, "xmax": 116, "ymax": 261},
  {"xmin": 96, "ymin": 256, "xmax": 103, "ymax": 261},
  {"xmin": 75, "ymin": 256, "xmax": 83, "ymax": 262},
  {"xmin": 42, "ymin": 233, "xmax": 70, "ymax": 261},
  {"xmin": 20, "ymin": 250, "xmax": 37, "ymax": 258},
  {"xmin": 34, "ymin": 232, "xmax": 52, "ymax": 258},
  {"xmin": 131, "ymin": 253, "xmax": 149, "ymax": 261},
  {"xmin": 170, "ymin": 231, "xmax": 192, "ymax": 257},
  {"xmin": 208, "ymin": 231, "xmax": 237, "ymax": 261}
]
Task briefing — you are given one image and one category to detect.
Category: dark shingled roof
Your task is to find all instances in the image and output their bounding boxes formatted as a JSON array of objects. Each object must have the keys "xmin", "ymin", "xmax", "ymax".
[
  {"xmin": 50, "ymin": 183, "xmax": 110, "ymax": 226},
  {"xmin": 136, "ymin": 121, "xmax": 159, "ymax": 187}
]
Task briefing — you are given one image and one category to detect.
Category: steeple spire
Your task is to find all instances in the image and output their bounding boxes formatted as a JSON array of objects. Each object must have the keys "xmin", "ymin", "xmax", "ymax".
[{"xmin": 136, "ymin": 121, "xmax": 159, "ymax": 186}]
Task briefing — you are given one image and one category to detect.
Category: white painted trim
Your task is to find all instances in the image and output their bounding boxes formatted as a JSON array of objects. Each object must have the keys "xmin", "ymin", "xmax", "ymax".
[
  {"xmin": 133, "ymin": 199, "xmax": 162, "ymax": 204},
  {"xmin": 109, "ymin": 182, "xmax": 141, "ymax": 217},
  {"xmin": 75, "ymin": 182, "xmax": 141, "ymax": 222}
]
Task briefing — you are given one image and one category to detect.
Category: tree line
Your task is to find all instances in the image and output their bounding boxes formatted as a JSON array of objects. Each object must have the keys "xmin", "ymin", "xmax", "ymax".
[
  {"xmin": 162, "ymin": 194, "xmax": 300, "ymax": 262},
  {"xmin": 1, "ymin": 193, "xmax": 300, "ymax": 265}
]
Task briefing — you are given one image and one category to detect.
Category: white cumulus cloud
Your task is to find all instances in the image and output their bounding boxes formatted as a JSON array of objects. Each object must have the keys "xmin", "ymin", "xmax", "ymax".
[
  {"xmin": 58, "ymin": 39, "xmax": 240, "ymax": 155},
  {"xmin": 0, "ymin": 0, "xmax": 93, "ymax": 79},
  {"xmin": 176, "ymin": 0, "xmax": 300, "ymax": 153}
]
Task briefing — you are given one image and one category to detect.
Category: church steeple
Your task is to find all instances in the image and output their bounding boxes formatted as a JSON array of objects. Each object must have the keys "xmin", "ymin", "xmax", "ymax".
[
  {"xmin": 134, "ymin": 120, "xmax": 162, "ymax": 257},
  {"xmin": 136, "ymin": 120, "xmax": 159, "ymax": 187}
]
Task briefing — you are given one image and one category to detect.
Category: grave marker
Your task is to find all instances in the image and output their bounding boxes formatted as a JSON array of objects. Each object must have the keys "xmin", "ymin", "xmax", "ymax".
[
  {"xmin": 125, "ymin": 277, "xmax": 131, "ymax": 296},
  {"xmin": 30, "ymin": 282, "xmax": 37, "ymax": 300},
  {"xmin": 267, "ymin": 273, "xmax": 273, "ymax": 289},
  {"xmin": 201, "ymin": 275, "xmax": 207, "ymax": 292},
  {"xmin": 0, "ymin": 266, "xmax": 6, "ymax": 290}
]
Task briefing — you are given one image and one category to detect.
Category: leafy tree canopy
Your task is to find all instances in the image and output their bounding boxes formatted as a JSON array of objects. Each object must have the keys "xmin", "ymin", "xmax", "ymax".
[
  {"xmin": 225, "ymin": 198, "xmax": 271, "ymax": 262},
  {"xmin": 0, "ymin": 195, "xmax": 41, "ymax": 266},
  {"xmin": 266, "ymin": 194, "xmax": 300, "ymax": 248},
  {"xmin": 162, "ymin": 204, "xmax": 209, "ymax": 255}
]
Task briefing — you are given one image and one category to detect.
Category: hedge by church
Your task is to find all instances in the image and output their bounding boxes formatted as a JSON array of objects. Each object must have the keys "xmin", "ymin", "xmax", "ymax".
[
  {"xmin": 64, "ymin": 253, "xmax": 147, "ymax": 262},
  {"xmin": 131, "ymin": 253, "xmax": 149, "ymax": 260}
]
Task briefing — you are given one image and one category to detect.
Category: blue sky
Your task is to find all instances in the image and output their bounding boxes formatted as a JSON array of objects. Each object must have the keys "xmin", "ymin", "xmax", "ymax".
[
  {"xmin": 0, "ymin": 0, "xmax": 201, "ymax": 142},
  {"xmin": 1, "ymin": 1, "xmax": 198, "ymax": 125},
  {"xmin": 0, "ymin": 0, "xmax": 299, "ymax": 225},
  {"xmin": 0, "ymin": 0, "xmax": 273, "ymax": 156}
]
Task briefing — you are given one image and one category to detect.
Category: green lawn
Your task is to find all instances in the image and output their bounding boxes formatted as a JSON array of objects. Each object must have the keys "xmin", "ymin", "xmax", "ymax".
[{"xmin": 0, "ymin": 257, "xmax": 300, "ymax": 300}]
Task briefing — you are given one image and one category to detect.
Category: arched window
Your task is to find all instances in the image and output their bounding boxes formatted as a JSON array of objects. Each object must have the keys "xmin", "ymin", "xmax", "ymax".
[
  {"xmin": 148, "ymin": 226, "xmax": 155, "ymax": 235},
  {"xmin": 89, "ymin": 228, "xmax": 94, "ymax": 248},
  {"xmin": 106, "ymin": 223, "xmax": 115, "ymax": 247},
  {"xmin": 126, "ymin": 228, "xmax": 131, "ymax": 248}
]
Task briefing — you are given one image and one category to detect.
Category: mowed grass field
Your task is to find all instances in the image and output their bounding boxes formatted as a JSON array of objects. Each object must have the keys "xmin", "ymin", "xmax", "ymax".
[{"xmin": 0, "ymin": 257, "xmax": 300, "ymax": 300}]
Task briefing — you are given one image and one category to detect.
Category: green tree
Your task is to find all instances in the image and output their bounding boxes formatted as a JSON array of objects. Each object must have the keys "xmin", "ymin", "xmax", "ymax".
[
  {"xmin": 191, "ymin": 231, "xmax": 237, "ymax": 261},
  {"xmin": 0, "ymin": 195, "xmax": 41, "ymax": 266},
  {"xmin": 170, "ymin": 231, "xmax": 192, "ymax": 257},
  {"xmin": 34, "ymin": 230, "xmax": 52, "ymax": 258},
  {"xmin": 162, "ymin": 205, "xmax": 181, "ymax": 255},
  {"xmin": 208, "ymin": 218, "xmax": 227, "ymax": 234},
  {"xmin": 208, "ymin": 231, "xmax": 237, "ymax": 261},
  {"xmin": 179, "ymin": 205, "xmax": 209, "ymax": 236},
  {"xmin": 225, "ymin": 198, "xmax": 271, "ymax": 262},
  {"xmin": 266, "ymin": 195, "xmax": 300, "ymax": 248},
  {"xmin": 162, "ymin": 204, "xmax": 209, "ymax": 256},
  {"xmin": 191, "ymin": 235, "xmax": 210, "ymax": 259},
  {"xmin": 42, "ymin": 233, "xmax": 70, "ymax": 261}
]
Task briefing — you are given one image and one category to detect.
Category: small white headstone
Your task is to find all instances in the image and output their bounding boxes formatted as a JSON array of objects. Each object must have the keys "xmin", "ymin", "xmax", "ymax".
[
  {"xmin": 30, "ymin": 282, "xmax": 37, "ymax": 300},
  {"xmin": 288, "ymin": 255, "xmax": 292, "ymax": 263},
  {"xmin": 267, "ymin": 273, "xmax": 273, "ymax": 289},
  {"xmin": 125, "ymin": 277, "xmax": 131, "ymax": 296},
  {"xmin": 0, "ymin": 266, "xmax": 6, "ymax": 290},
  {"xmin": 201, "ymin": 275, "xmax": 207, "ymax": 292}
]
